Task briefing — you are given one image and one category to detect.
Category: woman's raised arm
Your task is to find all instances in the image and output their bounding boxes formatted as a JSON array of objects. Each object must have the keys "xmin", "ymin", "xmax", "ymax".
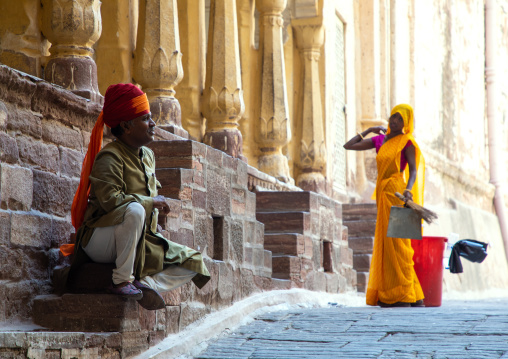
[{"xmin": 343, "ymin": 126, "xmax": 386, "ymax": 151}]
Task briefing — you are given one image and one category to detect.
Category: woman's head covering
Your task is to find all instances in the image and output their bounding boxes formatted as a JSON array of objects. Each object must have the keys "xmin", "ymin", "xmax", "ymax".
[
  {"xmin": 386, "ymin": 103, "xmax": 414, "ymax": 136},
  {"xmin": 70, "ymin": 84, "xmax": 150, "ymax": 233}
]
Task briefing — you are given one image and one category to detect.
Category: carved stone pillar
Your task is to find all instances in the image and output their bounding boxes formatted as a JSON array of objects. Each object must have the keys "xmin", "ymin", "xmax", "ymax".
[
  {"xmin": 133, "ymin": 0, "xmax": 188, "ymax": 138},
  {"xmin": 236, "ymin": 0, "xmax": 255, "ymax": 162},
  {"xmin": 95, "ymin": 0, "xmax": 134, "ymax": 94},
  {"xmin": 294, "ymin": 21, "xmax": 326, "ymax": 192},
  {"xmin": 0, "ymin": 0, "xmax": 50, "ymax": 77},
  {"xmin": 41, "ymin": 0, "xmax": 102, "ymax": 102},
  {"xmin": 255, "ymin": 0, "xmax": 292, "ymax": 183},
  {"xmin": 174, "ymin": 0, "xmax": 206, "ymax": 141},
  {"xmin": 202, "ymin": 0, "xmax": 245, "ymax": 159}
]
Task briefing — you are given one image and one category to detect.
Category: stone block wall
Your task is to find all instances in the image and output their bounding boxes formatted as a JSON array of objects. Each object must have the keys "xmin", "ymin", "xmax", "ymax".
[
  {"xmin": 0, "ymin": 65, "xmax": 100, "ymax": 323},
  {"xmin": 0, "ymin": 65, "xmax": 355, "ymax": 357}
]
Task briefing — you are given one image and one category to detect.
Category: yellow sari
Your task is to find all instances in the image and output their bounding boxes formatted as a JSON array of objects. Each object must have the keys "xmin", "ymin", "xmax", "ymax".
[{"xmin": 366, "ymin": 104, "xmax": 425, "ymax": 306}]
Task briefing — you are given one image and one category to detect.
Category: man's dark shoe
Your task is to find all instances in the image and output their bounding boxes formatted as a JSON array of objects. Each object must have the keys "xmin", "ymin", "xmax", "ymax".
[
  {"xmin": 108, "ymin": 281, "xmax": 143, "ymax": 300},
  {"xmin": 133, "ymin": 280, "xmax": 166, "ymax": 310}
]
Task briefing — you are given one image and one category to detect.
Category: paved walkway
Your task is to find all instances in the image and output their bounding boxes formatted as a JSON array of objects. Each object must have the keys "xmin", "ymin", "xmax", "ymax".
[{"xmin": 195, "ymin": 298, "xmax": 508, "ymax": 359}]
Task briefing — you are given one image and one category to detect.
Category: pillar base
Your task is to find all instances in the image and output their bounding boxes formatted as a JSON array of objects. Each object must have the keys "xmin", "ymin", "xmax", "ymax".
[
  {"xmin": 297, "ymin": 171, "xmax": 326, "ymax": 193},
  {"xmin": 44, "ymin": 56, "xmax": 102, "ymax": 103},
  {"xmin": 203, "ymin": 128, "xmax": 243, "ymax": 159},
  {"xmin": 258, "ymin": 152, "xmax": 293, "ymax": 184},
  {"xmin": 149, "ymin": 96, "xmax": 189, "ymax": 139}
]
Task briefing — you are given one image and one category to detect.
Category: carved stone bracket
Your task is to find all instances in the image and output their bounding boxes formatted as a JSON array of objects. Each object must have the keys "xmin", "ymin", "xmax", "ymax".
[
  {"xmin": 41, "ymin": 0, "xmax": 102, "ymax": 102},
  {"xmin": 134, "ymin": 0, "xmax": 188, "ymax": 138},
  {"xmin": 255, "ymin": 0, "xmax": 293, "ymax": 183},
  {"xmin": 202, "ymin": 0, "xmax": 245, "ymax": 158},
  {"xmin": 293, "ymin": 20, "xmax": 327, "ymax": 193}
]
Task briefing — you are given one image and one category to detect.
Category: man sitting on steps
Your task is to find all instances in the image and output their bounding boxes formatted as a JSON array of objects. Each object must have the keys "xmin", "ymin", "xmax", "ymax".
[{"xmin": 63, "ymin": 83, "xmax": 210, "ymax": 310}]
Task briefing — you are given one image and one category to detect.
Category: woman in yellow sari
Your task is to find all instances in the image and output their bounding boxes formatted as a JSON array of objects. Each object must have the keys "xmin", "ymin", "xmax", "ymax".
[{"xmin": 344, "ymin": 104, "xmax": 425, "ymax": 307}]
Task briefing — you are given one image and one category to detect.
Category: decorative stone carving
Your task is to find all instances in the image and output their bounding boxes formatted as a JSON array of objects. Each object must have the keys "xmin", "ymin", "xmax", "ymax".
[
  {"xmin": 133, "ymin": 0, "xmax": 188, "ymax": 138},
  {"xmin": 202, "ymin": 0, "xmax": 245, "ymax": 159},
  {"xmin": 293, "ymin": 20, "xmax": 326, "ymax": 192},
  {"xmin": 0, "ymin": 0, "xmax": 50, "ymax": 77},
  {"xmin": 41, "ymin": 0, "xmax": 102, "ymax": 102},
  {"xmin": 255, "ymin": 0, "xmax": 292, "ymax": 183},
  {"xmin": 175, "ymin": 0, "xmax": 206, "ymax": 141}
]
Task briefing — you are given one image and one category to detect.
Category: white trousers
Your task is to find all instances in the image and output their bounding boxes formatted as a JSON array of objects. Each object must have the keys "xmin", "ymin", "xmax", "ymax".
[{"xmin": 83, "ymin": 202, "xmax": 196, "ymax": 291}]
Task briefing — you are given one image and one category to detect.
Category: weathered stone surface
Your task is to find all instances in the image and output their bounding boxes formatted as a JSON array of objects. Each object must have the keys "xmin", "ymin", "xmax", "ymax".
[
  {"xmin": 230, "ymin": 220, "xmax": 244, "ymax": 264},
  {"xmin": 17, "ymin": 135, "xmax": 59, "ymax": 172},
  {"xmin": 206, "ymin": 169, "xmax": 231, "ymax": 216},
  {"xmin": 256, "ymin": 211, "xmax": 308, "ymax": 234},
  {"xmin": 31, "ymin": 81, "xmax": 100, "ymax": 131},
  {"xmin": 272, "ymin": 255, "xmax": 301, "ymax": 280},
  {"xmin": 0, "ymin": 131, "xmax": 19, "ymax": 163},
  {"xmin": 0, "ymin": 65, "xmax": 38, "ymax": 108},
  {"xmin": 0, "ymin": 101, "xmax": 7, "ymax": 131},
  {"xmin": 60, "ymin": 147, "xmax": 84, "ymax": 178},
  {"xmin": 42, "ymin": 120, "xmax": 83, "ymax": 150},
  {"xmin": 0, "ymin": 210, "xmax": 10, "ymax": 246},
  {"xmin": 179, "ymin": 301, "xmax": 210, "ymax": 329},
  {"xmin": 32, "ymin": 170, "xmax": 74, "ymax": 216},
  {"xmin": 51, "ymin": 216, "xmax": 74, "ymax": 248},
  {"xmin": 256, "ymin": 191, "xmax": 311, "ymax": 213},
  {"xmin": 264, "ymin": 233, "xmax": 304, "ymax": 256},
  {"xmin": 33, "ymin": 294, "xmax": 140, "ymax": 332},
  {"xmin": 352, "ymin": 253, "xmax": 371, "ymax": 272},
  {"xmin": 193, "ymin": 212, "xmax": 213, "ymax": 256},
  {"xmin": 5, "ymin": 103, "xmax": 42, "ymax": 139},
  {"xmin": 10, "ymin": 211, "xmax": 52, "ymax": 248},
  {"xmin": 0, "ymin": 164, "xmax": 33, "ymax": 211},
  {"xmin": 342, "ymin": 203, "xmax": 378, "ymax": 221},
  {"xmin": 348, "ymin": 236, "xmax": 374, "ymax": 253},
  {"xmin": 217, "ymin": 261, "xmax": 234, "ymax": 303},
  {"xmin": 164, "ymin": 306, "xmax": 181, "ymax": 334},
  {"xmin": 345, "ymin": 220, "xmax": 377, "ymax": 238}
]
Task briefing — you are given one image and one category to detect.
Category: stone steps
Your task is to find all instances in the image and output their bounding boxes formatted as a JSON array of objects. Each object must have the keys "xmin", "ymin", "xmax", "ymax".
[
  {"xmin": 271, "ymin": 255, "xmax": 301, "ymax": 280},
  {"xmin": 348, "ymin": 236, "xmax": 374, "ymax": 254},
  {"xmin": 256, "ymin": 212, "xmax": 309, "ymax": 234},
  {"xmin": 256, "ymin": 191, "xmax": 312, "ymax": 213},
  {"xmin": 155, "ymin": 168, "xmax": 195, "ymax": 199},
  {"xmin": 342, "ymin": 203, "xmax": 377, "ymax": 293},
  {"xmin": 264, "ymin": 233, "xmax": 304, "ymax": 256},
  {"xmin": 343, "ymin": 219, "xmax": 376, "ymax": 238}
]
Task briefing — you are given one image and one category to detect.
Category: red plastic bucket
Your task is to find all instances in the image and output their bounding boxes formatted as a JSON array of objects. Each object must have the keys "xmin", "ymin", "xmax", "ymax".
[{"xmin": 411, "ymin": 236, "xmax": 447, "ymax": 307}]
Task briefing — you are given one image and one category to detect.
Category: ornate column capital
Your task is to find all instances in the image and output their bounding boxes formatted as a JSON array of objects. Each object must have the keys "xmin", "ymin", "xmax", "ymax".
[
  {"xmin": 41, "ymin": 0, "xmax": 102, "ymax": 102},
  {"xmin": 293, "ymin": 22, "xmax": 324, "ymax": 52}
]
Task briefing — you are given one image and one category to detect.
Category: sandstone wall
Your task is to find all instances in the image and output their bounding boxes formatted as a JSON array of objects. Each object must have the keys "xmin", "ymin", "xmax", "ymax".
[{"xmin": 0, "ymin": 65, "xmax": 99, "ymax": 323}]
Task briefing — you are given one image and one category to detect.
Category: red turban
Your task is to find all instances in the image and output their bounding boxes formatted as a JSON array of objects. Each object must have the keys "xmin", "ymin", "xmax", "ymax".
[{"xmin": 61, "ymin": 84, "xmax": 150, "ymax": 257}]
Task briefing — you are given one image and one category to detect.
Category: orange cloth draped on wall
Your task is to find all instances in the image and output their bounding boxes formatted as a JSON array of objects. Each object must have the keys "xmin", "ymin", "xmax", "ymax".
[
  {"xmin": 60, "ymin": 84, "xmax": 150, "ymax": 257},
  {"xmin": 366, "ymin": 104, "xmax": 425, "ymax": 306}
]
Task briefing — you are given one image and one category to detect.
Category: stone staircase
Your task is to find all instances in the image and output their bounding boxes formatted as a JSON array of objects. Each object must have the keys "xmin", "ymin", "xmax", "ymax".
[
  {"xmin": 256, "ymin": 191, "xmax": 355, "ymax": 292},
  {"xmin": 342, "ymin": 203, "xmax": 377, "ymax": 292}
]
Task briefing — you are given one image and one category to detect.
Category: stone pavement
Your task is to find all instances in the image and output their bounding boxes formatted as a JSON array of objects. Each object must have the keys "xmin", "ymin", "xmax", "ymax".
[{"xmin": 195, "ymin": 298, "xmax": 508, "ymax": 359}]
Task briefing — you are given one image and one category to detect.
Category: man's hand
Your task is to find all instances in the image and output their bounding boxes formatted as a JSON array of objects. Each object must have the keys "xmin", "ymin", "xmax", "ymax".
[{"xmin": 153, "ymin": 195, "xmax": 170, "ymax": 215}]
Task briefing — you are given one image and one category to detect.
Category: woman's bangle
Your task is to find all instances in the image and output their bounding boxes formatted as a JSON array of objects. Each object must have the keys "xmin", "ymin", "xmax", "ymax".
[{"xmin": 357, "ymin": 132, "xmax": 364, "ymax": 140}]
